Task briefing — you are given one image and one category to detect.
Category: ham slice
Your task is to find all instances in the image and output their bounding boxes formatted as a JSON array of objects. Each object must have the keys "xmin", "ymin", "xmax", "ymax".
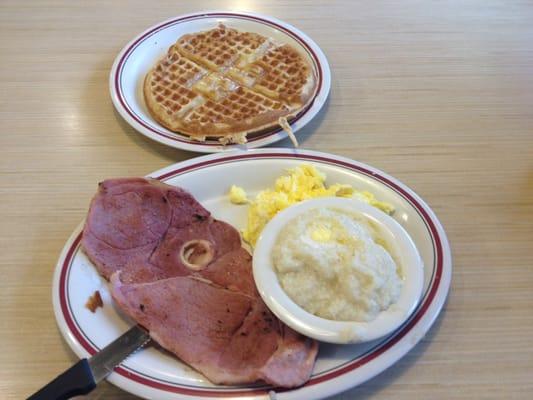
[
  {"xmin": 149, "ymin": 219, "xmax": 242, "ymax": 278},
  {"xmin": 81, "ymin": 178, "xmax": 318, "ymax": 387},
  {"xmin": 82, "ymin": 178, "xmax": 210, "ymax": 280},
  {"xmin": 199, "ymin": 248, "xmax": 257, "ymax": 297},
  {"xmin": 111, "ymin": 274, "xmax": 318, "ymax": 387},
  {"xmin": 117, "ymin": 247, "xmax": 256, "ymax": 293}
]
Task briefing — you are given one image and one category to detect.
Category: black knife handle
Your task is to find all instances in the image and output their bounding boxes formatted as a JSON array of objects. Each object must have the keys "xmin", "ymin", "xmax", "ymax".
[{"xmin": 27, "ymin": 358, "xmax": 96, "ymax": 400}]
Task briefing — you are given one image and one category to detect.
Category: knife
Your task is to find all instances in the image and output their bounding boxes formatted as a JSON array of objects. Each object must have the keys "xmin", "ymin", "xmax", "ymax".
[{"xmin": 27, "ymin": 325, "xmax": 151, "ymax": 400}]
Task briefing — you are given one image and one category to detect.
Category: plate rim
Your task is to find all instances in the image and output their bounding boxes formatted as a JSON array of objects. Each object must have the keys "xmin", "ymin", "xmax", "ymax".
[
  {"xmin": 108, "ymin": 11, "xmax": 332, "ymax": 153},
  {"xmin": 52, "ymin": 148, "xmax": 452, "ymax": 400}
]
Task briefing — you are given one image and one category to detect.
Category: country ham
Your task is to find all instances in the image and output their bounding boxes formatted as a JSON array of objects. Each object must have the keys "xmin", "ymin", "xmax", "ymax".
[
  {"xmin": 82, "ymin": 178, "xmax": 210, "ymax": 280},
  {"xmin": 81, "ymin": 178, "xmax": 318, "ymax": 388},
  {"xmin": 111, "ymin": 274, "xmax": 317, "ymax": 387},
  {"xmin": 149, "ymin": 219, "xmax": 242, "ymax": 279}
]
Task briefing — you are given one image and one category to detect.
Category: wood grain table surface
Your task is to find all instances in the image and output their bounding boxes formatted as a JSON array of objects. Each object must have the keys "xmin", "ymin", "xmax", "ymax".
[{"xmin": 1, "ymin": 0, "xmax": 532, "ymax": 398}]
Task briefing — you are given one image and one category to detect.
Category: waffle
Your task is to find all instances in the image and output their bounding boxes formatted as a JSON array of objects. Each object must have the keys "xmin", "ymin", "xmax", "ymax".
[{"xmin": 144, "ymin": 24, "xmax": 317, "ymax": 144}]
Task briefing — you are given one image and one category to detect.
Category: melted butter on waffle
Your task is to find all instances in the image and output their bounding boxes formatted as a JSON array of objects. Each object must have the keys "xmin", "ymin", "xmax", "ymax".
[
  {"xmin": 192, "ymin": 73, "xmax": 238, "ymax": 101},
  {"xmin": 143, "ymin": 24, "xmax": 317, "ymax": 144}
]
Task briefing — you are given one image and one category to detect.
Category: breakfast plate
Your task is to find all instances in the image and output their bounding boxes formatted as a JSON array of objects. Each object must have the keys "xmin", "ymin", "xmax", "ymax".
[
  {"xmin": 109, "ymin": 12, "xmax": 331, "ymax": 153},
  {"xmin": 52, "ymin": 149, "xmax": 451, "ymax": 399}
]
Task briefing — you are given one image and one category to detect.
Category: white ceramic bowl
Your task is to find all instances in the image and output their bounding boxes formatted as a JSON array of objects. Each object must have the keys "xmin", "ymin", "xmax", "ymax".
[{"xmin": 253, "ymin": 197, "xmax": 424, "ymax": 344}]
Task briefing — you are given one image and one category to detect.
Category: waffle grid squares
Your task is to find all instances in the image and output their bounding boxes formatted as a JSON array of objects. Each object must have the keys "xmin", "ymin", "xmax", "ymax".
[{"xmin": 144, "ymin": 24, "xmax": 316, "ymax": 142}]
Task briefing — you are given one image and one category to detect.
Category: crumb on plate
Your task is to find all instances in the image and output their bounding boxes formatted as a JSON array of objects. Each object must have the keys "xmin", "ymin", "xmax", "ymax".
[{"xmin": 85, "ymin": 290, "xmax": 103, "ymax": 313}]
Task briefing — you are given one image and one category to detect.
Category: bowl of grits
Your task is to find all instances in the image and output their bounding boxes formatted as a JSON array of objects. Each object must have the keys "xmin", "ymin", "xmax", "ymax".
[{"xmin": 252, "ymin": 197, "xmax": 424, "ymax": 344}]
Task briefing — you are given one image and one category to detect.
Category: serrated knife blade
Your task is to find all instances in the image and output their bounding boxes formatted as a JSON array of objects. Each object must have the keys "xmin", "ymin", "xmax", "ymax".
[{"xmin": 27, "ymin": 325, "xmax": 151, "ymax": 400}]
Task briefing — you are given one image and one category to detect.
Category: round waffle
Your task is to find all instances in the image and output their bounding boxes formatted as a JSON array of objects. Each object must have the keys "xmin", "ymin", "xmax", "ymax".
[{"xmin": 143, "ymin": 24, "xmax": 317, "ymax": 144}]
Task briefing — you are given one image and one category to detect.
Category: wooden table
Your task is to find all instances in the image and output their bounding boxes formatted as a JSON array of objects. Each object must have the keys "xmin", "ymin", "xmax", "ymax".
[{"xmin": 2, "ymin": 1, "xmax": 532, "ymax": 398}]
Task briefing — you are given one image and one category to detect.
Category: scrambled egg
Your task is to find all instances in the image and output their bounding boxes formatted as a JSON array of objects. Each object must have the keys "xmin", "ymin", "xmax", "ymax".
[
  {"xmin": 229, "ymin": 164, "xmax": 395, "ymax": 246},
  {"xmin": 228, "ymin": 185, "xmax": 248, "ymax": 204}
]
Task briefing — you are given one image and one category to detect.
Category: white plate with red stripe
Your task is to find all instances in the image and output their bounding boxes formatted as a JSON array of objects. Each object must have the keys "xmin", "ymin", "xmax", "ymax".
[
  {"xmin": 52, "ymin": 149, "xmax": 451, "ymax": 399},
  {"xmin": 109, "ymin": 11, "xmax": 331, "ymax": 153}
]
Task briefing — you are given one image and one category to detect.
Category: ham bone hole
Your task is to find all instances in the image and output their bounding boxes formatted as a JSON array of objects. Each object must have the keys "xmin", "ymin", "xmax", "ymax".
[{"xmin": 180, "ymin": 239, "xmax": 215, "ymax": 271}]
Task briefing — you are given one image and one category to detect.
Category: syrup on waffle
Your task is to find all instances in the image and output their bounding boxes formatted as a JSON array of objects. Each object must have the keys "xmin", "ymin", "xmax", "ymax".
[{"xmin": 144, "ymin": 24, "xmax": 317, "ymax": 144}]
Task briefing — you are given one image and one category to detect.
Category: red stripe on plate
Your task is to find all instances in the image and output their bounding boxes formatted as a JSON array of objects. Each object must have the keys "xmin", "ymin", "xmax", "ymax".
[{"xmin": 59, "ymin": 233, "xmax": 96, "ymax": 356}]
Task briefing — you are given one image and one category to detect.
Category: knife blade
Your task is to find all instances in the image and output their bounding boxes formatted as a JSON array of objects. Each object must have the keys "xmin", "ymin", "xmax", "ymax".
[{"xmin": 27, "ymin": 325, "xmax": 151, "ymax": 400}]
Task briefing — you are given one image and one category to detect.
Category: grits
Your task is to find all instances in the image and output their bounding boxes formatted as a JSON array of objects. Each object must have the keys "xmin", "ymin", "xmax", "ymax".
[{"xmin": 272, "ymin": 207, "xmax": 402, "ymax": 322}]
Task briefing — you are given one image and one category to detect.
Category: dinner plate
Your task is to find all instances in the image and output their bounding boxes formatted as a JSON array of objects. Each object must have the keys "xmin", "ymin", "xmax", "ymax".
[
  {"xmin": 52, "ymin": 149, "xmax": 452, "ymax": 400},
  {"xmin": 109, "ymin": 11, "xmax": 331, "ymax": 153}
]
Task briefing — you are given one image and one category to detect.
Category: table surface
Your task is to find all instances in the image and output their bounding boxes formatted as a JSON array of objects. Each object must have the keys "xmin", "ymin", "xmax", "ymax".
[{"xmin": 1, "ymin": 0, "xmax": 532, "ymax": 399}]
